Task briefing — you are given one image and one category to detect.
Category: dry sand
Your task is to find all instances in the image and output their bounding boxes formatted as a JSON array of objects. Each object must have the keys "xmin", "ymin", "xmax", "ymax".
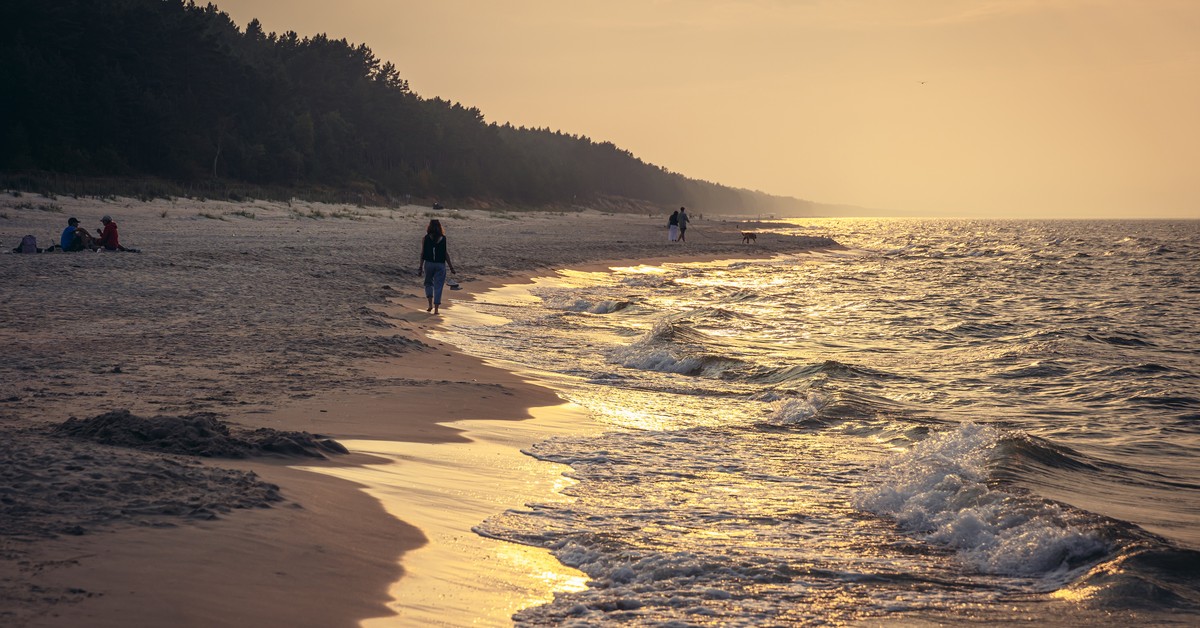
[{"xmin": 0, "ymin": 193, "xmax": 835, "ymax": 626}]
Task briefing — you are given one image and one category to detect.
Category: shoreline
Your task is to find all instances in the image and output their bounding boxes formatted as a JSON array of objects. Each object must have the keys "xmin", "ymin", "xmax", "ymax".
[
  {"xmin": 0, "ymin": 194, "xmax": 837, "ymax": 626},
  {"xmin": 319, "ymin": 252, "xmax": 834, "ymax": 624}
]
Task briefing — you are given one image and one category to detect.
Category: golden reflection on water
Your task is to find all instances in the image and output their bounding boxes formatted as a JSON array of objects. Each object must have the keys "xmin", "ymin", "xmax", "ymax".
[
  {"xmin": 607, "ymin": 264, "xmax": 668, "ymax": 276},
  {"xmin": 412, "ymin": 229, "xmax": 1200, "ymax": 625},
  {"xmin": 1051, "ymin": 584, "xmax": 1100, "ymax": 603},
  {"xmin": 296, "ymin": 407, "xmax": 596, "ymax": 627},
  {"xmin": 496, "ymin": 541, "xmax": 589, "ymax": 594},
  {"xmin": 584, "ymin": 397, "xmax": 673, "ymax": 432},
  {"xmin": 1051, "ymin": 555, "xmax": 1124, "ymax": 604}
]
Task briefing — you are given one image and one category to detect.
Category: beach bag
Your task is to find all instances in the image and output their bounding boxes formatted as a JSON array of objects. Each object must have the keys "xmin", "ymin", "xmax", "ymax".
[{"xmin": 17, "ymin": 235, "xmax": 37, "ymax": 253}]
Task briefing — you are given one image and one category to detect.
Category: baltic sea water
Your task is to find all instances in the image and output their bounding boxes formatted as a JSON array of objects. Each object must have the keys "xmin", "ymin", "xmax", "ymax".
[{"xmin": 438, "ymin": 218, "xmax": 1200, "ymax": 626}]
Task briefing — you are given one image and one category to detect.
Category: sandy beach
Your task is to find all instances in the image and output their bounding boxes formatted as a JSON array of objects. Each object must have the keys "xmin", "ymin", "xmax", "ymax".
[{"xmin": 0, "ymin": 193, "xmax": 834, "ymax": 626}]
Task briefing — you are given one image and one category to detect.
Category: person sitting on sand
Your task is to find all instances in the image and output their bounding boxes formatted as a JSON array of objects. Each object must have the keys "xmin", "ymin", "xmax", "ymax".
[
  {"xmin": 60, "ymin": 216, "xmax": 96, "ymax": 251},
  {"xmin": 417, "ymin": 219, "xmax": 456, "ymax": 315},
  {"xmin": 95, "ymin": 215, "xmax": 128, "ymax": 251}
]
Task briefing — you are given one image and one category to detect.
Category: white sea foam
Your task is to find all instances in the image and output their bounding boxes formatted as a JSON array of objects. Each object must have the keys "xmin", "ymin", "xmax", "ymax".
[
  {"xmin": 609, "ymin": 345, "xmax": 703, "ymax": 374},
  {"xmin": 591, "ymin": 301, "xmax": 628, "ymax": 314},
  {"xmin": 619, "ymin": 274, "xmax": 668, "ymax": 288},
  {"xmin": 853, "ymin": 423, "xmax": 1106, "ymax": 577},
  {"xmin": 768, "ymin": 394, "xmax": 829, "ymax": 425},
  {"xmin": 605, "ymin": 319, "xmax": 706, "ymax": 374},
  {"xmin": 542, "ymin": 295, "xmax": 629, "ymax": 314}
]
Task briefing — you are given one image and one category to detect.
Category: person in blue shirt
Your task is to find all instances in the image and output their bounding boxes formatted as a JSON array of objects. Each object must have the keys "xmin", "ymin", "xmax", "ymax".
[{"xmin": 60, "ymin": 217, "xmax": 91, "ymax": 251}]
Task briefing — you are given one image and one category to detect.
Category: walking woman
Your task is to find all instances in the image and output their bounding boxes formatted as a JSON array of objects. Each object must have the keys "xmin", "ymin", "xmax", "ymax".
[{"xmin": 417, "ymin": 219, "xmax": 456, "ymax": 314}]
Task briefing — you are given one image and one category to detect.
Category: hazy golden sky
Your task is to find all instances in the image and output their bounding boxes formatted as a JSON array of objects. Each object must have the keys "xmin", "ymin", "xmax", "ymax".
[{"xmin": 216, "ymin": 1, "xmax": 1199, "ymax": 218}]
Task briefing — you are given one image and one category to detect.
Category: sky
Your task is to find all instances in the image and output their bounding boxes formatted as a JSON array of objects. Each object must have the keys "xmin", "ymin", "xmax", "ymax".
[{"xmin": 214, "ymin": 0, "xmax": 1200, "ymax": 218}]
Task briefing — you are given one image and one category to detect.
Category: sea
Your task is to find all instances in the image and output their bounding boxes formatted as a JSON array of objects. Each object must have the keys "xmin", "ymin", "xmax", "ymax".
[{"xmin": 435, "ymin": 218, "xmax": 1200, "ymax": 626}]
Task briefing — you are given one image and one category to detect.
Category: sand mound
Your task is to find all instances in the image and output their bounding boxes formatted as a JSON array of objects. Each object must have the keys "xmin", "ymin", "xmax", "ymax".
[
  {"xmin": 51, "ymin": 410, "xmax": 349, "ymax": 459},
  {"xmin": 0, "ymin": 430, "xmax": 283, "ymax": 539}
]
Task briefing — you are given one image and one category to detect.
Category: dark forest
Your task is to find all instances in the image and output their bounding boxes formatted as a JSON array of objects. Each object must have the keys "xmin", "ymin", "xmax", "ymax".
[{"xmin": 0, "ymin": 0, "xmax": 816, "ymax": 213}]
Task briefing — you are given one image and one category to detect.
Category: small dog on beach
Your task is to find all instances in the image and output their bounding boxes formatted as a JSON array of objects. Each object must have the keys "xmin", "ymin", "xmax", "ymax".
[{"xmin": 741, "ymin": 232, "xmax": 757, "ymax": 244}]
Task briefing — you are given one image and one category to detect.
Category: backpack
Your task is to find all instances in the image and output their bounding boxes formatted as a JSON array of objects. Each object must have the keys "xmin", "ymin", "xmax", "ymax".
[{"xmin": 17, "ymin": 235, "xmax": 37, "ymax": 253}]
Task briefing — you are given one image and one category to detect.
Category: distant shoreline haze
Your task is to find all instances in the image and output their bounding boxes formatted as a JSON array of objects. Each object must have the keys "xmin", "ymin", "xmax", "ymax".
[{"xmin": 0, "ymin": 0, "xmax": 829, "ymax": 215}]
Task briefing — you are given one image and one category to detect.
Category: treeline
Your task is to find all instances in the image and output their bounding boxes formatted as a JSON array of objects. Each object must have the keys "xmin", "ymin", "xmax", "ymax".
[{"xmin": 0, "ymin": 0, "xmax": 814, "ymax": 213}]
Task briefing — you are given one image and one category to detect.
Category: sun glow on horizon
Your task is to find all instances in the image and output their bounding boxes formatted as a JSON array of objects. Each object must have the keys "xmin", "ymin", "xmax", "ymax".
[{"xmin": 214, "ymin": 0, "xmax": 1200, "ymax": 219}]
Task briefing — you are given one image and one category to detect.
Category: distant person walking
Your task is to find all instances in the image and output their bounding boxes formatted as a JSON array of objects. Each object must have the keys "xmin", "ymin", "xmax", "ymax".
[
  {"xmin": 417, "ymin": 219, "xmax": 456, "ymax": 315},
  {"xmin": 668, "ymin": 210, "xmax": 680, "ymax": 242},
  {"xmin": 677, "ymin": 207, "xmax": 690, "ymax": 242}
]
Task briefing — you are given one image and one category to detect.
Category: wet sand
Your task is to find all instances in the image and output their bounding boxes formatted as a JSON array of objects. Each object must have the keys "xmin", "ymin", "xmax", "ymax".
[{"xmin": 0, "ymin": 194, "xmax": 834, "ymax": 626}]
